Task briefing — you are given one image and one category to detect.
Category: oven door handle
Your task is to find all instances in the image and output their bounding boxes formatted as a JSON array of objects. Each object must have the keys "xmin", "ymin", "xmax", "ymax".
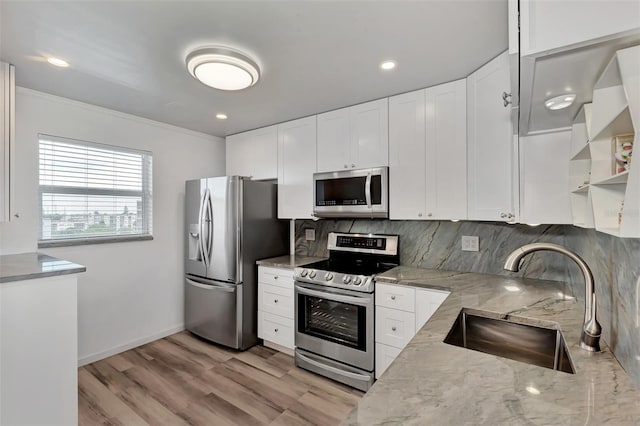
[
  {"xmin": 295, "ymin": 284, "xmax": 372, "ymax": 306},
  {"xmin": 296, "ymin": 351, "xmax": 373, "ymax": 383}
]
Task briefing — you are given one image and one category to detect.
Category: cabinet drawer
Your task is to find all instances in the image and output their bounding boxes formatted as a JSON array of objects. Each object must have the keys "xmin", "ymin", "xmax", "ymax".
[
  {"xmin": 258, "ymin": 283, "xmax": 294, "ymax": 319},
  {"xmin": 258, "ymin": 311, "xmax": 294, "ymax": 349},
  {"xmin": 376, "ymin": 283, "xmax": 415, "ymax": 312},
  {"xmin": 375, "ymin": 306, "xmax": 416, "ymax": 349},
  {"xmin": 375, "ymin": 342, "xmax": 402, "ymax": 379},
  {"xmin": 259, "ymin": 266, "xmax": 294, "ymax": 289}
]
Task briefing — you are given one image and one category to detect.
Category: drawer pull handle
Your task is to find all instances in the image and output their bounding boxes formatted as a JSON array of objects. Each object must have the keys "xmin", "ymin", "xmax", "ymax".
[
  {"xmin": 391, "ymin": 326, "xmax": 397, "ymax": 332},
  {"xmin": 274, "ymin": 299, "xmax": 279, "ymax": 304},
  {"xmin": 390, "ymin": 295, "xmax": 396, "ymax": 300},
  {"xmin": 274, "ymin": 328, "xmax": 279, "ymax": 333},
  {"xmin": 274, "ymin": 276, "xmax": 278, "ymax": 280}
]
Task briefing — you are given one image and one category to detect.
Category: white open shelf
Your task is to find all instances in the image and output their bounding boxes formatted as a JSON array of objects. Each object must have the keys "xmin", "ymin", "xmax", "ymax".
[
  {"xmin": 568, "ymin": 45, "xmax": 640, "ymax": 238},
  {"xmin": 570, "ymin": 104, "xmax": 592, "ymax": 156}
]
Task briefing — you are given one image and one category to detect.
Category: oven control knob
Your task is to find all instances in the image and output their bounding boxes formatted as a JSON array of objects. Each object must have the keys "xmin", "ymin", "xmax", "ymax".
[
  {"xmin": 300, "ymin": 269, "xmax": 308, "ymax": 277},
  {"xmin": 353, "ymin": 277, "xmax": 363, "ymax": 286},
  {"xmin": 343, "ymin": 275, "xmax": 352, "ymax": 284},
  {"xmin": 309, "ymin": 270, "xmax": 317, "ymax": 279},
  {"xmin": 324, "ymin": 272, "xmax": 334, "ymax": 281}
]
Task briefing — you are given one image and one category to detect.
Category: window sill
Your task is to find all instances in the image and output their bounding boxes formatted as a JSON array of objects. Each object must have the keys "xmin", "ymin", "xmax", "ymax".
[{"xmin": 38, "ymin": 234, "xmax": 154, "ymax": 248}]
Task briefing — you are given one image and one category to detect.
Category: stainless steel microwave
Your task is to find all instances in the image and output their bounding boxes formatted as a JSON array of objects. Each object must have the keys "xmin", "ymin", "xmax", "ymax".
[{"xmin": 313, "ymin": 167, "xmax": 388, "ymax": 218}]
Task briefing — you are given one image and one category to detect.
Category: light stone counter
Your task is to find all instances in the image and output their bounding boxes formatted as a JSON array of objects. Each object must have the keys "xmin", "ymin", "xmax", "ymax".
[
  {"xmin": 0, "ymin": 252, "xmax": 86, "ymax": 283},
  {"xmin": 345, "ymin": 266, "xmax": 640, "ymax": 425},
  {"xmin": 256, "ymin": 255, "xmax": 325, "ymax": 270}
]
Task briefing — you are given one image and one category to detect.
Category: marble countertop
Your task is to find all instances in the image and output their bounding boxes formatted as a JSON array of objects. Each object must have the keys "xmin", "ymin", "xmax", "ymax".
[
  {"xmin": 256, "ymin": 255, "xmax": 325, "ymax": 270},
  {"xmin": 0, "ymin": 252, "xmax": 86, "ymax": 283},
  {"xmin": 345, "ymin": 266, "xmax": 640, "ymax": 425}
]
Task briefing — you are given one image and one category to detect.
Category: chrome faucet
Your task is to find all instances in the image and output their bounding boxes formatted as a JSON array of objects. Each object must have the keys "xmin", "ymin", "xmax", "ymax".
[{"xmin": 504, "ymin": 242, "xmax": 601, "ymax": 352}]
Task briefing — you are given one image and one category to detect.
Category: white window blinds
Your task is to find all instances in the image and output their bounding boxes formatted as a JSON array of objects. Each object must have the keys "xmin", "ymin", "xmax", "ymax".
[{"xmin": 38, "ymin": 134, "xmax": 152, "ymax": 245}]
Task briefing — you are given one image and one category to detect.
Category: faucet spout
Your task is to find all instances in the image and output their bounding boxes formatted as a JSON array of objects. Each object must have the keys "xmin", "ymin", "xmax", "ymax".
[{"xmin": 503, "ymin": 242, "xmax": 601, "ymax": 352}]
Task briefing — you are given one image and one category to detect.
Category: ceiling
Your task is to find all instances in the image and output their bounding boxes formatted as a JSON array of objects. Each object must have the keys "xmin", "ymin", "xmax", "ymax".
[{"xmin": 0, "ymin": 1, "xmax": 508, "ymax": 138}]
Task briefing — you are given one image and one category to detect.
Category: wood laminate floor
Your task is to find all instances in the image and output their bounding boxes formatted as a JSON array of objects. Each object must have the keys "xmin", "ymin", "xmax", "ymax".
[{"xmin": 79, "ymin": 331, "xmax": 364, "ymax": 426}]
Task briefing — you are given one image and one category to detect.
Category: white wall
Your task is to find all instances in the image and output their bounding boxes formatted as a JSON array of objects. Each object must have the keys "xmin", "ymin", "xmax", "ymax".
[{"xmin": 0, "ymin": 88, "xmax": 225, "ymax": 364}]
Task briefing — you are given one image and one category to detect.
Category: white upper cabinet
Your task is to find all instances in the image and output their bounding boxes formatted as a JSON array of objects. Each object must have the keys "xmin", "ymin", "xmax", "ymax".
[
  {"xmin": 277, "ymin": 116, "xmax": 317, "ymax": 219},
  {"xmin": 389, "ymin": 89, "xmax": 426, "ymax": 220},
  {"xmin": 519, "ymin": 131, "xmax": 572, "ymax": 225},
  {"xmin": 425, "ymin": 79, "xmax": 467, "ymax": 220},
  {"xmin": 226, "ymin": 125, "xmax": 278, "ymax": 180},
  {"xmin": 1, "ymin": 62, "xmax": 15, "ymax": 223},
  {"xmin": 389, "ymin": 80, "xmax": 467, "ymax": 221},
  {"xmin": 316, "ymin": 108, "xmax": 350, "ymax": 172},
  {"xmin": 520, "ymin": 0, "xmax": 640, "ymax": 57},
  {"xmin": 317, "ymin": 98, "xmax": 388, "ymax": 172},
  {"xmin": 467, "ymin": 51, "xmax": 516, "ymax": 222}
]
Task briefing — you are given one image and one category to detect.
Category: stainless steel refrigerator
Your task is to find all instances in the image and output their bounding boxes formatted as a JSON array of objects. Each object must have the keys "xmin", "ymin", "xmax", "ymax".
[{"xmin": 185, "ymin": 176, "xmax": 288, "ymax": 350}]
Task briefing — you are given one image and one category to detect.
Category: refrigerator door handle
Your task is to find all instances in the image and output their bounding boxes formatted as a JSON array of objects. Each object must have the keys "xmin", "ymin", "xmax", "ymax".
[
  {"xmin": 186, "ymin": 277, "xmax": 235, "ymax": 293},
  {"xmin": 197, "ymin": 187, "xmax": 207, "ymax": 265},
  {"xmin": 205, "ymin": 188, "xmax": 213, "ymax": 267}
]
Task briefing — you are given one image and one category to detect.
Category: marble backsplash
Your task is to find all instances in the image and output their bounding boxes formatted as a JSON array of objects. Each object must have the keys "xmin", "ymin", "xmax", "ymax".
[{"xmin": 294, "ymin": 219, "xmax": 640, "ymax": 389}]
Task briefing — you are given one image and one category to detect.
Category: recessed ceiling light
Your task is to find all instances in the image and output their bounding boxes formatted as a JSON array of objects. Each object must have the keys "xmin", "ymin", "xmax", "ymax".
[
  {"xmin": 380, "ymin": 60, "xmax": 396, "ymax": 71},
  {"xmin": 186, "ymin": 47, "xmax": 260, "ymax": 91},
  {"xmin": 544, "ymin": 93, "xmax": 576, "ymax": 110},
  {"xmin": 504, "ymin": 285, "xmax": 521, "ymax": 292},
  {"xmin": 47, "ymin": 57, "xmax": 69, "ymax": 68},
  {"xmin": 216, "ymin": 113, "xmax": 228, "ymax": 120}
]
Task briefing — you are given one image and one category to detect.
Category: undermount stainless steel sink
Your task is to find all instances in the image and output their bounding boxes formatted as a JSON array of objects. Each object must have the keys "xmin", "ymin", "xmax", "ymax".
[{"xmin": 444, "ymin": 308, "xmax": 575, "ymax": 374}]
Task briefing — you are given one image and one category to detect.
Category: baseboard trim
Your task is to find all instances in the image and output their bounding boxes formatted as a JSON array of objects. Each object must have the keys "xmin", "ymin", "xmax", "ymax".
[
  {"xmin": 78, "ymin": 324, "xmax": 185, "ymax": 367},
  {"xmin": 263, "ymin": 340, "xmax": 294, "ymax": 357}
]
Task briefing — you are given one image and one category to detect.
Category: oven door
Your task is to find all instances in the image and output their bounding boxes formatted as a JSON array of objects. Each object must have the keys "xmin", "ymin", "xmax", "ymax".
[
  {"xmin": 295, "ymin": 281, "xmax": 374, "ymax": 371},
  {"xmin": 313, "ymin": 167, "xmax": 388, "ymax": 218}
]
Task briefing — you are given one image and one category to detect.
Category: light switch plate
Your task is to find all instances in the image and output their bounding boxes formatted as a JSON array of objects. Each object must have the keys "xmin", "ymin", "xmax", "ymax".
[
  {"xmin": 305, "ymin": 229, "xmax": 316, "ymax": 241},
  {"xmin": 461, "ymin": 236, "xmax": 479, "ymax": 252}
]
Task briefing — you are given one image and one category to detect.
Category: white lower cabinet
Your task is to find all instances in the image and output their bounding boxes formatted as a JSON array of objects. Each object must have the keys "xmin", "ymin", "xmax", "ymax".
[
  {"xmin": 375, "ymin": 306, "xmax": 416, "ymax": 349},
  {"xmin": 258, "ymin": 311, "xmax": 295, "ymax": 350},
  {"xmin": 1, "ymin": 275, "xmax": 79, "ymax": 425},
  {"xmin": 258, "ymin": 266, "xmax": 295, "ymax": 352},
  {"xmin": 375, "ymin": 282, "xmax": 449, "ymax": 379},
  {"xmin": 375, "ymin": 343, "xmax": 402, "ymax": 379}
]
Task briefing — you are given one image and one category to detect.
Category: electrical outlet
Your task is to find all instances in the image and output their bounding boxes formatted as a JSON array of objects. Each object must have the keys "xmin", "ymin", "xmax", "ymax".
[
  {"xmin": 305, "ymin": 229, "xmax": 316, "ymax": 241},
  {"xmin": 461, "ymin": 236, "xmax": 479, "ymax": 252}
]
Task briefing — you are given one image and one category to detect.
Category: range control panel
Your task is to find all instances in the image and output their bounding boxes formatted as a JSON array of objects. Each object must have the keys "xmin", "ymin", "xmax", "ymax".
[{"xmin": 335, "ymin": 235, "xmax": 386, "ymax": 250}]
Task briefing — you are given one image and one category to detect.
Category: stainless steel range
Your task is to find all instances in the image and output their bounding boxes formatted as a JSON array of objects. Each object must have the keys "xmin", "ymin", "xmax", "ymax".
[{"xmin": 294, "ymin": 232, "xmax": 399, "ymax": 391}]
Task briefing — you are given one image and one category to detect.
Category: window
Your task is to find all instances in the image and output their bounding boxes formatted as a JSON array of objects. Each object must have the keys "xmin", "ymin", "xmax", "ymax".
[{"xmin": 38, "ymin": 134, "xmax": 152, "ymax": 246}]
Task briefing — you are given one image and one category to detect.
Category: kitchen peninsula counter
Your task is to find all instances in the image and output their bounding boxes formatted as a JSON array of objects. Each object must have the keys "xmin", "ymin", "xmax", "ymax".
[
  {"xmin": 345, "ymin": 266, "xmax": 640, "ymax": 425},
  {"xmin": 0, "ymin": 252, "xmax": 84, "ymax": 424},
  {"xmin": 0, "ymin": 252, "xmax": 86, "ymax": 283}
]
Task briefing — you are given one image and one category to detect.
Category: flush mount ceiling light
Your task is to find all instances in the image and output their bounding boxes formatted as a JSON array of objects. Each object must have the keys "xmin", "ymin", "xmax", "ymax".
[
  {"xmin": 544, "ymin": 93, "xmax": 576, "ymax": 111},
  {"xmin": 186, "ymin": 47, "xmax": 260, "ymax": 91},
  {"xmin": 380, "ymin": 60, "xmax": 396, "ymax": 70},
  {"xmin": 47, "ymin": 57, "xmax": 69, "ymax": 67}
]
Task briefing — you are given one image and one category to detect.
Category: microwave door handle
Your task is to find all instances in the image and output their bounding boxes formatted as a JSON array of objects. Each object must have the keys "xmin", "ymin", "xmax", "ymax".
[{"xmin": 365, "ymin": 173, "xmax": 372, "ymax": 208}]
